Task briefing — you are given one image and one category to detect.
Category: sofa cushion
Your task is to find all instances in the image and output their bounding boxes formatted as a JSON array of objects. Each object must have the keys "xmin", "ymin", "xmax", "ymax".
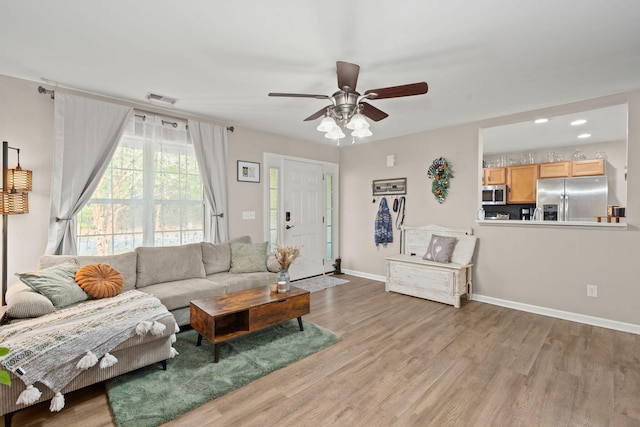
[
  {"xmin": 141, "ymin": 278, "xmax": 227, "ymax": 311},
  {"xmin": 207, "ymin": 271, "xmax": 276, "ymax": 294},
  {"xmin": 39, "ymin": 251, "xmax": 138, "ymax": 291},
  {"xmin": 135, "ymin": 243, "xmax": 206, "ymax": 288},
  {"xmin": 200, "ymin": 235, "xmax": 251, "ymax": 275},
  {"xmin": 16, "ymin": 262, "xmax": 88, "ymax": 309},
  {"xmin": 5, "ymin": 281, "xmax": 56, "ymax": 318},
  {"xmin": 229, "ymin": 241, "xmax": 268, "ymax": 274},
  {"xmin": 75, "ymin": 264, "xmax": 124, "ymax": 299}
]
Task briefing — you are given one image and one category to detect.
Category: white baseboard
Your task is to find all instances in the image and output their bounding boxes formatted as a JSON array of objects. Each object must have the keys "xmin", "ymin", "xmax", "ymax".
[
  {"xmin": 471, "ymin": 294, "xmax": 640, "ymax": 335},
  {"xmin": 344, "ymin": 269, "xmax": 640, "ymax": 335},
  {"xmin": 342, "ymin": 269, "xmax": 386, "ymax": 283}
]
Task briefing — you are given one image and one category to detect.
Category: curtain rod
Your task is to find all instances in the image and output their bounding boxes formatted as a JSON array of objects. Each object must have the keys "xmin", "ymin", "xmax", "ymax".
[
  {"xmin": 36, "ymin": 85, "xmax": 234, "ymax": 132},
  {"xmin": 134, "ymin": 112, "xmax": 234, "ymax": 132},
  {"xmin": 38, "ymin": 86, "xmax": 55, "ymax": 99}
]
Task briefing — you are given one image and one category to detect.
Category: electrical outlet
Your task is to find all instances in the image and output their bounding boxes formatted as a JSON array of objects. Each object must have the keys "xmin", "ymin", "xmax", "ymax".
[{"xmin": 586, "ymin": 284, "xmax": 598, "ymax": 298}]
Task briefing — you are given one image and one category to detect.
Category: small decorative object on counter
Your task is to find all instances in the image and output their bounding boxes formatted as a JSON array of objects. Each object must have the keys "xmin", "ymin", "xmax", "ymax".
[
  {"xmin": 277, "ymin": 281, "xmax": 287, "ymax": 293},
  {"xmin": 532, "ymin": 207, "xmax": 543, "ymax": 221},
  {"xmin": 477, "ymin": 208, "xmax": 485, "ymax": 220},
  {"xmin": 270, "ymin": 282, "xmax": 278, "ymax": 293},
  {"xmin": 595, "ymin": 151, "xmax": 607, "ymax": 160},
  {"xmin": 427, "ymin": 157, "xmax": 454, "ymax": 204}
]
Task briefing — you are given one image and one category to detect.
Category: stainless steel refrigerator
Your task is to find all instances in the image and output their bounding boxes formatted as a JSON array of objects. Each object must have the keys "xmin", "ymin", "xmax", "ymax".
[{"xmin": 536, "ymin": 176, "xmax": 608, "ymax": 221}]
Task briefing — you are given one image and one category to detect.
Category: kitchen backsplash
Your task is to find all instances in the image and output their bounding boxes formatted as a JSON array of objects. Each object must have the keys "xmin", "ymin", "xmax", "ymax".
[{"xmin": 483, "ymin": 203, "xmax": 536, "ymax": 220}]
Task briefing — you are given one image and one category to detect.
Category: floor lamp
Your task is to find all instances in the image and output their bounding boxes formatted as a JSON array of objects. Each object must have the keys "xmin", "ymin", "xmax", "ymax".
[{"xmin": 1, "ymin": 141, "xmax": 32, "ymax": 306}]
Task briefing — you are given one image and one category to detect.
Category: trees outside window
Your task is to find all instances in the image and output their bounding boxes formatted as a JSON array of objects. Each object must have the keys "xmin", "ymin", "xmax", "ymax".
[{"xmin": 77, "ymin": 114, "xmax": 204, "ymax": 255}]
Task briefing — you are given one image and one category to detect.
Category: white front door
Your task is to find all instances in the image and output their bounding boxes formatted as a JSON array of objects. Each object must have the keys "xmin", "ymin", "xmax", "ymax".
[{"xmin": 282, "ymin": 159, "xmax": 325, "ymax": 279}]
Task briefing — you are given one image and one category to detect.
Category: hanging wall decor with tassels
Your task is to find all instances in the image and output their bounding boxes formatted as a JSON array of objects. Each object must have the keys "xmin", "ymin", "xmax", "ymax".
[{"xmin": 427, "ymin": 157, "xmax": 454, "ymax": 204}]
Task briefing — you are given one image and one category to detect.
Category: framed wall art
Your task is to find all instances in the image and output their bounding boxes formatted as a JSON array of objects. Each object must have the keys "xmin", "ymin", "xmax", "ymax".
[{"xmin": 237, "ymin": 160, "xmax": 260, "ymax": 183}]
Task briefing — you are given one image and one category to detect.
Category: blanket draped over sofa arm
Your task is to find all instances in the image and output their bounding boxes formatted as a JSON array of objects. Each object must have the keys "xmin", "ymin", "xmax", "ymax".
[{"xmin": 0, "ymin": 290, "xmax": 178, "ymax": 412}]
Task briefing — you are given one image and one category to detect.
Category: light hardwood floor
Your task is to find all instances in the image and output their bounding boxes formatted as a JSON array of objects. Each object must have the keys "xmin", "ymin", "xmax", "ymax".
[{"xmin": 6, "ymin": 275, "xmax": 640, "ymax": 426}]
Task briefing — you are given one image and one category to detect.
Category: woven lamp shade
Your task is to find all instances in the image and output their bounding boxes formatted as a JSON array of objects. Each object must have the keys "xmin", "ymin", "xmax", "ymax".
[
  {"xmin": 8, "ymin": 168, "xmax": 32, "ymax": 192},
  {"xmin": 0, "ymin": 191, "xmax": 29, "ymax": 214}
]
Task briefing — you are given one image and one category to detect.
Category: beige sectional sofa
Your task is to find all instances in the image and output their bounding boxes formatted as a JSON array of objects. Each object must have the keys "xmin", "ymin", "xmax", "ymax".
[
  {"xmin": 5, "ymin": 237, "xmax": 277, "ymax": 326},
  {"xmin": 1, "ymin": 237, "xmax": 276, "ymax": 425}
]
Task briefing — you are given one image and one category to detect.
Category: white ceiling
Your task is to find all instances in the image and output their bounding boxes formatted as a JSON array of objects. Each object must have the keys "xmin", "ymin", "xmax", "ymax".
[
  {"xmin": 483, "ymin": 104, "xmax": 629, "ymax": 154},
  {"xmin": 2, "ymin": 0, "xmax": 640, "ymax": 146}
]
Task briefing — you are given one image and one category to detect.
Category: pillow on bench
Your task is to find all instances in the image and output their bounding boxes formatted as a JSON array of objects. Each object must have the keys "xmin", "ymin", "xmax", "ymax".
[{"xmin": 422, "ymin": 234, "xmax": 458, "ymax": 263}]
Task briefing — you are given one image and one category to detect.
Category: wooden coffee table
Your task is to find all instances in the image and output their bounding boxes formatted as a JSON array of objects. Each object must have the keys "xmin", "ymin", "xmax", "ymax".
[{"xmin": 190, "ymin": 285, "xmax": 310, "ymax": 363}]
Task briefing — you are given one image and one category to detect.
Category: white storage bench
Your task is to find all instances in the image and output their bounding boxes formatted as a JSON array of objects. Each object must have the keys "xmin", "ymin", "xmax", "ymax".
[{"xmin": 385, "ymin": 225, "xmax": 477, "ymax": 308}]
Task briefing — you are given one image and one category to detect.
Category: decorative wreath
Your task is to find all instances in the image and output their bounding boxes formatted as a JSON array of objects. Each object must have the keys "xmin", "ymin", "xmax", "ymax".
[{"xmin": 427, "ymin": 157, "xmax": 454, "ymax": 204}]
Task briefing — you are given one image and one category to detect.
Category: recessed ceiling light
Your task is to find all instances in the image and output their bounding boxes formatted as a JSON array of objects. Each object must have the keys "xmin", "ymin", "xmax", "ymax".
[
  {"xmin": 571, "ymin": 119, "xmax": 587, "ymax": 126},
  {"xmin": 578, "ymin": 133, "xmax": 591, "ymax": 139},
  {"xmin": 534, "ymin": 118, "xmax": 549, "ymax": 124}
]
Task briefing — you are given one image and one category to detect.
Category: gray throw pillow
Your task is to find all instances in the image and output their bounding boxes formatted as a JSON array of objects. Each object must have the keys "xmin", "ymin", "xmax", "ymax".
[
  {"xmin": 201, "ymin": 236, "xmax": 252, "ymax": 275},
  {"xmin": 423, "ymin": 235, "xmax": 457, "ymax": 264},
  {"xmin": 5, "ymin": 281, "xmax": 56, "ymax": 318},
  {"xmin": 16, "ymin": 261, "xmax": 88, "ymax": 309},
  {"xmin": 229, "ymin": 241, "xmax": 268, "ymax": 274}
]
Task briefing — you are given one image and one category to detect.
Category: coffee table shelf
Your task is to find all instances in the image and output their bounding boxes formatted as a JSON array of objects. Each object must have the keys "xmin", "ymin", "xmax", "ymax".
[{"xmin": 190, "ymin": 285, "xmax": 310, "ymax": 362}]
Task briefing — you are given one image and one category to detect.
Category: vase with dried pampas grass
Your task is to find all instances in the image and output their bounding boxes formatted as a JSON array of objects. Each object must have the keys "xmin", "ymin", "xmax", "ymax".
[{"xmin": 274, "ymin": 245, "xmax": 302, "ymax": 291}]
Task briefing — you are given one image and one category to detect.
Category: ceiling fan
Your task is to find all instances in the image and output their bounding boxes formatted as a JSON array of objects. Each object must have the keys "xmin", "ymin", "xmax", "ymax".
[{"xmin": 268, "ymin": 61, "xmax": 428, "ymax": 140}]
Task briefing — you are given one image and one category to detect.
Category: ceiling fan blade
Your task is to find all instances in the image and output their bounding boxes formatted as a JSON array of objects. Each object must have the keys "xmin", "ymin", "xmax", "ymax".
[
  {"xmin": 360, "ymin": 102, "xmax": 389, "ymax": 122},
  {"xmin": 336, "ymin": 61, "xmax": 360, "ymax": 91},
  {"xmin": 364, "ymin": 82, "xmax": 428, "ymax": 99},
  {"xmin": 269, "ymin": 92, "xmax": 330, "ymax": 100},
  {"xmin": 304, "ymin": 105, "xmax": 333, "ymax": 121}
]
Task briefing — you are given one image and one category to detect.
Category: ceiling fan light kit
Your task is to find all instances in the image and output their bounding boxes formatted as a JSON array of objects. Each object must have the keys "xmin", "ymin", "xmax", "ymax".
[
  {"xmin": 316, "ymin": 116, "xmax": 338, "ymax": 132},
  {"xmin": 269, "ymin": 61, "xmax": 428, "ymax": 144}
]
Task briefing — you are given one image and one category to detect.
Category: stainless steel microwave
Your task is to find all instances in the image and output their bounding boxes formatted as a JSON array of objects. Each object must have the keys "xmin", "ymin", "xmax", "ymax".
[{"xmin": 482, "ymin": 184, "xmax": 506, "ymax": 205}]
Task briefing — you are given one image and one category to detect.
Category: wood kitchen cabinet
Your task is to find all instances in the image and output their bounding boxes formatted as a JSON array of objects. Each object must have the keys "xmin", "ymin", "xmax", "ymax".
[
  {"xmin": 539, "ymin": 161, "xmax": 572, "ymax": 178},
  {"xmin": 482, "ymin": 167, "xmax": 506, "ymax": 185},
  {"xmin": 572, "ymin": 159, "xmax": 605, "ymax": 176},
  {"xmin": 507, "ymin": 164, "xmax": 539, "ymax": 204}
]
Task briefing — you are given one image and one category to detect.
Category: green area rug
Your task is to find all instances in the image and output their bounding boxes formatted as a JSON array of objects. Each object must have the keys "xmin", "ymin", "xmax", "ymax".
[{"xmin": 105, "ymin": 319, "xmax": 340, "ymax": 427}]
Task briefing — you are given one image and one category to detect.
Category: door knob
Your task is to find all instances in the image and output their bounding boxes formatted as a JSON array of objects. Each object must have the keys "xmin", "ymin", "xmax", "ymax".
[{"xmin": 286, "ymin": 225, "xmax": 294, "ymax": 230}]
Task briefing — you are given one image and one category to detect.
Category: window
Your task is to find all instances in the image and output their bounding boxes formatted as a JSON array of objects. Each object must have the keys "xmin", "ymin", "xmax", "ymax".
[
  {"xmin": 268, "ymin": 166, "xmax": 279, "ymax": 251},
  {"xmin": 326, "ymin": 173, "xmax": 334, "ymax": 260},
  {"xmin": 77, "ymin": 113, "xmax": 204, "ymax": 255}
]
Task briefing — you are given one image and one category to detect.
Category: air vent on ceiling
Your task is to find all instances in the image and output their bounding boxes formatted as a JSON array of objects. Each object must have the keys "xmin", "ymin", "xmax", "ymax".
[{"xmin": 145, "ymin": 92, "xmax": 178, "ymax": 105}]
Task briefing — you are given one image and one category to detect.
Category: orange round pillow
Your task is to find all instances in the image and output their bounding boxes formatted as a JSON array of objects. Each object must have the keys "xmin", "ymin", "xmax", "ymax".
[{"xmin": 75, "ymin": 264, "xmax": 124, "ymax": 299}]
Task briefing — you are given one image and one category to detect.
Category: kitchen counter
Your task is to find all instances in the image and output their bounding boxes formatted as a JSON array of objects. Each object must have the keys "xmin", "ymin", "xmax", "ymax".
[{"xmin": 476, "ymin": 219, "xmax": 627, "ymax": 228}]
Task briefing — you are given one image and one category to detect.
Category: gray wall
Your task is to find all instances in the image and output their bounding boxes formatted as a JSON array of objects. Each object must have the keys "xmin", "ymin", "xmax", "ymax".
[
  {"xmin": 339, "ymin": 90, "xmax": 640, "ymax": 326},
  {"xmin": 2, "ymin": 72, "xmax": 639, "ymax": 328}
]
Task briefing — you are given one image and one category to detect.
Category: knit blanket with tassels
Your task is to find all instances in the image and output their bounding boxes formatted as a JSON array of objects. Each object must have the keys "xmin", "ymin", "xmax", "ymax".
[{"xmin": 0, "ymin": 290, "xmax": 177, "ymax": 412}]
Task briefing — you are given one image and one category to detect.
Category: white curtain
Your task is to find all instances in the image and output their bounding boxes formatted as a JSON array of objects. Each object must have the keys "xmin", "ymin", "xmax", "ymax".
[
  {"xmin": 46, "ymin": 93, "xmax": 133, "ymax": 255},
  {"xmin": 188, "ymin": 120, "xmax": 229, "ymax": 243}
]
